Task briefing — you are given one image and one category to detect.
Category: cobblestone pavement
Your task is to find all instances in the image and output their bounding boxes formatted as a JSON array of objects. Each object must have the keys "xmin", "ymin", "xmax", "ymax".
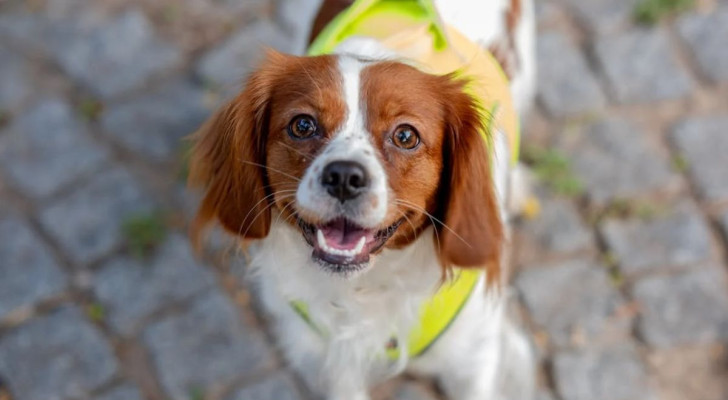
[{"xmin": 1, "ymin": 0, "xmax": 727, "ymax": 399}]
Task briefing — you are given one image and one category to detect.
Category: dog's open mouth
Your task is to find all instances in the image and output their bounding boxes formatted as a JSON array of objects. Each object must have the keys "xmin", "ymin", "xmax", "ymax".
[{"xmin": 297, "ymin": 217, "xmax": 403, "ymax": 272}]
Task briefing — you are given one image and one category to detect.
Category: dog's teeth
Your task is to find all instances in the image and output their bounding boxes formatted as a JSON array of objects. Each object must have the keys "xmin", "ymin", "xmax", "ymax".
[
  {"xmin": 353, "ymin": 236, "xmax": 366, "ymax": 254},
  {"xmin": 316, "ymin": 230, "xmax": 327, "ymax": 248}
]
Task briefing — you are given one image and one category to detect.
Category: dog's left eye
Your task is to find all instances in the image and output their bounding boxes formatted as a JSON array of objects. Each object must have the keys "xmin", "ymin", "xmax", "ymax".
[
  {"xmin": 392, "ymin": 124, "xmax": 420, "ymax": 150},
  {"xmin": 288, "ymin": 115, "xmax": 318, "ymax": 139}
]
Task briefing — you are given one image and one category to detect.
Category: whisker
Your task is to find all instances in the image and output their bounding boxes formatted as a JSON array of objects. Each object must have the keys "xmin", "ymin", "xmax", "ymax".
[
  {"xmin": 239, "ymin": 193, "xmax": 296, "ymax": 239},
  {"xmin": 239, "ymin": 160, "xmax": 302, "ymax": 182},
  {"xmin": 397, "ymin": 209, "xmax": 417, "ymax": 242},
  {"xmin": 394, "ymin": 199, "xmax": 472, "ymax": 249},
  {"xmin": 238, "ymin": 189, "xmax": 297, "ymax": 233},
  {"xmin": 278, "ymin": 142, "xmax": 313, "ymax": 161}
]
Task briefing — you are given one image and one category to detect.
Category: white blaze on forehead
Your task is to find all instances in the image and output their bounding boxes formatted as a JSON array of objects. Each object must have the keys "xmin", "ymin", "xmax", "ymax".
[
  {"xmin": 294, "ymin": 55, "xmax": 390, "ymax": 228},
  {"xmin": 338, "ymin": 55, "xmax": 366, "ymax": 135}
]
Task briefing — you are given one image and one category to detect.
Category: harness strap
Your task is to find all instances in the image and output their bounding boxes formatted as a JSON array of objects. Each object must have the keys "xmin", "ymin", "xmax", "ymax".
[{"xmin": 289, "ymin": 269, "xmax": 481, "ymax": 360}]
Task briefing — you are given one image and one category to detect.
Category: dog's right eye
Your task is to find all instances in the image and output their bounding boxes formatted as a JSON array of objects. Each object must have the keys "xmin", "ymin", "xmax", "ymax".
[{"xmin": 288, "ymin": 115, "xmax": 318, "ymax": 139}]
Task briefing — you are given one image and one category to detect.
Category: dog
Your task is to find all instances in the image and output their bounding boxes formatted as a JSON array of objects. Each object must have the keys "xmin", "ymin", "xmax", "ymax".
[{"xmin": 189, "ymin": 0, "xmax": 536, "ymax": 399}]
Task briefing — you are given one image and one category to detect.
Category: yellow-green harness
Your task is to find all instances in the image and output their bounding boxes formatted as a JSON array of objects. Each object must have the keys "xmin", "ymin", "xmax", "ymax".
[{"xmin": 293, "ymin": 0, "xmax": 520, "ymax": 361}]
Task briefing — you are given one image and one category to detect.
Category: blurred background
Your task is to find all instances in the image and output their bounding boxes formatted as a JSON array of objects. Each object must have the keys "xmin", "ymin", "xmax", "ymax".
[{"xmin": 0, "ymin": 0, "xmax": 727, "ymax": 399}]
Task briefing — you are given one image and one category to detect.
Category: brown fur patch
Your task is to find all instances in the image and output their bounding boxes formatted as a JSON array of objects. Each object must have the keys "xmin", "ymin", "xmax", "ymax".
[{"xmin": 189, "ymin": 51, "xmax": 345, "ymax": 242}]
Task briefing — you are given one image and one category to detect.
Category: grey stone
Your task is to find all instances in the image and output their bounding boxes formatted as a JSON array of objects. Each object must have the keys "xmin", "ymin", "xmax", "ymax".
[
  {"xmin": 0, "ymin": 2, "xmax": 105, "ymax": 52},
  {"xmin": 197, "ymin": 20, "xmax": 294, "ymax": 91},
  {"xmin": 537, "ymin": 389, "xmax": 557, "ymax": 400},
  {"xmin": 600, "ymin": 202, "xmax": 713, "ymax": 276},
  {"xmin": 225, "ymin": 372, "xmax": 302, "ymax": 400},
  {"xmin": 94, "ymin": 235, "xmax": 217, "ymax": 335},
  {"xmin": 39, "ymin": 168, "xmax": 155, "ymax": 265},
  {"xmin": 632, "ymin": 267, "xmax": 728, "ymax": 348},
  {"xmin": 0, "ymin": 99, "xmax": 109, "ymax": 198},
  {"xmin": 671, "ymin": 116, "xmax": 728, "ymax": 202},
  {"xmin": 537, "ymin": 32, "xmax": 606, "ymax": 117},
  {"xmin": 276, "ymin": 0, "xmax": 324, "ymax": 54},
  {"xmin": 0, "ymin": 46, "xmax": 33, "ymax": 111},
  {"xmin": 564, "ymin": 0, "xmax": 639, "ymax": 35},
  {"xmin": 515, "ymin": 259, "xmax": 629, "ymax": 348},
  {"xmin": 719, "ymin": 211, "xmax": 728, "ymax": 246},
  {"xmin": 0, "ymin": 307, "xmax": 118, "ymax": 400},
  {"xmin": 521, "ymin": 192, "xmax": 594, "ymax": 254},
  {"xmin": 50, "ymin": 10, "xmax": 182, "ymax": 99},
  {"xmin": 144, "ymin": 291, "xmax": 273, "ymax": 399},
  {"xmin": 94, "ymin": 384, "xmax": 144, "ymax": 400},
  {"xmin": 648, "ymin": 345, "xmax": 728, "ymax": 400},
  {"xmin": 535, "ymin": 1, "xmax": 562, "ymax": 27},
  {"xmin": 392, "ymin": 382, "xmax": 439, "ymax": 400},
  {"xmin": 677, "ymin": 6, "xmax": 728, "ymax": 83},
  {"xmin": 101, "ymin": 80, "xmax": 210, "ymax": 160},
  {"xmin": 558, "ymin": 118, "xmax": 679, "ymax": 204},
  {"xmin": 0, "ymin": 216, "xmax": 67, "ymax": 320},
  {"xmin": 553, "ymin": 344, "xmax": 656, "ymax": 400},
  {"xmin": 595, "ymin": 29, "xmax": 692, "ymax": 103}
]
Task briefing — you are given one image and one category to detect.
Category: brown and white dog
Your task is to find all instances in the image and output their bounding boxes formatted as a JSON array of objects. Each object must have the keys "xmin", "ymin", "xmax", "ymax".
[{"xmin": 190, "ymin": 0, "xmax": 536, "ymax": 399}]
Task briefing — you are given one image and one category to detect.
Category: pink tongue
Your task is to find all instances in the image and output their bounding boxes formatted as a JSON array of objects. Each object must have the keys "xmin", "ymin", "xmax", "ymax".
[{"xmin": 320, "ymin": 219, "xmax": 373, "ymax": 250}]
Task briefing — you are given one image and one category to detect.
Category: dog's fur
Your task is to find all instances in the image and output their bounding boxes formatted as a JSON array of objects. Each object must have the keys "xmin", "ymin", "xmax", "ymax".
[{"xmin": 190, "ymin": 0, "xmax": 537, "ymax": 399}]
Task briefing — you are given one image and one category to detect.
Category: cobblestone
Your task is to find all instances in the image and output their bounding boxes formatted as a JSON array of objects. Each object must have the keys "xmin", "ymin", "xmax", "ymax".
[
  {"xmin": 0, "ymin": 307, "xmax": 118, "ymax": 400},
  {"xmin": 197, "ymin": 20, "xmax": 294, "ymax": 92},
  {"xmin": 632, "ymin": 267, "xmax": 728, "ymax": 347},
  {"xmin": 594, "ymin": 29, "xmax": 692, "ymax": 103},
  {"xmin": 719, "ymin": 211, "xmax": 728, "ymax": 244},
  {"xmin": 670, "ymin": 116, "xmax": 728, "ymax": 202},
  {"xmin": 144, "ymin": 291, "xmax": 273, "ymax": 399},
  {"xmin": 600, "ymin": 202, "xmax": 713, "ymax": 276},
  {"xmin": 1, "ymin": 1, "xmax": 727, "ymax": 399},
  {"xmin": 515, "ymin": 259, "xmax": 630, "ymax": 348},
  {"xmin": 276, "ymin": 0, "xmax": 324, "ymax": 54},
  {"xmin": 648, "ymin": 345, "xmax": 728, "ymax": 400},
  {"xmin": 557, "ymin": 117, "xmax": 679, "ymax": 204},
  {"xmin": 677, "ymin": 6, "xmax": 728, "ymax": 83},
  {"xmin": 50, "ymin": 10, "xmax": 182, "ymax": 99},
  {"xmin": 94, "ymin": 384, "xmax": 144, "ymax": 400},
  {"xmin": 0, "ymin": 46, "xmax": 33, "ymax": 112},
  {"xmin": 225, "ymin": 372, "xmax": 302, "ymax": 400},
  {"xmin": 0, "ymin": 99, "xmax": 108, "ymax": 199},
  {"xmin": 100, "ymin": 80, "xmax": 210, "ymax": 161},
  {"xmin": 564, "ymin": 0, "xmax": 639, "ymax": 35},
  {"xmin": 0, "ymin": 216, "xmax": 67, "ymax": 321},
  {"xmin": 553, "ymin": 343, "xmax": 656, "ymax": 400},
  {"xmin": 39, "ymin": 167, "xmax": 155, "ymax": 265},
  {"xmin": 392, "ymin": 382, "xmax": 439, "ymax": 400},
  {"xmin": 519, "ymin": 191, "xmax": 594, "ymax": 255},
  {"xmin": 93, "ymin": 235, "xmax": 217, "ymax": 335},
  {"xmin": 536, "ymin": 32, "xmax": 606, "ymax": 117}
]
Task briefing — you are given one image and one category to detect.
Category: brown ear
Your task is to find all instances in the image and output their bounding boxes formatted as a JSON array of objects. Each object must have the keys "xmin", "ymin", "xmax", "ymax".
[
  {"xmin": 436, "ymin": 77, "xmax": 504, "ymax": 282},
  {"xmin": 188, "ymin": 63, "xmax": 277, "ymax": 244}
]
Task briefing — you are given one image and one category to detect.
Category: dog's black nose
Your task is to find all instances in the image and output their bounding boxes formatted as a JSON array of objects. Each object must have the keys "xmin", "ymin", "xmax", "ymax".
[{"xmin": 321, "ymin": 161, "xmax": 369, "ymax": 202}]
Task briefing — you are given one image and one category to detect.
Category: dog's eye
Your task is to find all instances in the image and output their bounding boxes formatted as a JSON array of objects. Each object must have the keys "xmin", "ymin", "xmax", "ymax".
[
  {"xmin": 288, "ymin": 115, "xmax": 318, "ymax": 139},
  {"xmin": 392, "ymin": 124, "xmax": 420, "ymax": 150}
]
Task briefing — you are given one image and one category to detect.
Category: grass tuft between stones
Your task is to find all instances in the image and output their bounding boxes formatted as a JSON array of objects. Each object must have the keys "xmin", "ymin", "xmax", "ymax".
[
  {"xmin": 121, "ymin": 211, "xmax": 168, "ymax": 259},
  {"xmin": 188, "ymin": 386, "xmax": 204, "ymax": 400},
  {"xmin": 588, "ymin": 197, "xmax": 670, "ymax": 225},
  {"xmin": 634, "ymin": 0, "xmax": 694, "ymax": 24},
  {"xmin": 521, "ymin": 145, "xmax": 584, "ymax": 197},
  {"xmin": 85, "ymin": 302, "xmax": 106, "ymax": 323},
  {"xmin": 77, "ymin": 98, "xmax": 104, "ymax": 121}
]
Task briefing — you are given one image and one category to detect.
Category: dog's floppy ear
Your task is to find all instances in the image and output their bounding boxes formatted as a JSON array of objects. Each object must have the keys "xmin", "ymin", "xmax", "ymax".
[
  {"xmin": 189, "ymin": 54, "xmax": 283, "ymax": 243},
  {"xmin": 436, "ymin": 76, "xmax": 504, "ymax": 283}
]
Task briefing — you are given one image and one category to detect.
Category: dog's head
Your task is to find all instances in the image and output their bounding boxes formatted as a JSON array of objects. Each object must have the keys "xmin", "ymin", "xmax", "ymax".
[{"xmin": 190, "ymin": 52, "xmax": 503, "ymax": 279}]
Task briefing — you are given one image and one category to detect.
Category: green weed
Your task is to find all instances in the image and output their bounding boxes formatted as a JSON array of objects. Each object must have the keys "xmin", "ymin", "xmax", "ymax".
[
  {"xmin": 521, "ymin": 145, "xmax": 584, "ymax": 197},
  {"xmin": 121, "ymin": 211, "xmax": 168, "ymax": 258},
  {"xmin": 634, "ymin": 0, "xmax": 694, "ymax": 24}
]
